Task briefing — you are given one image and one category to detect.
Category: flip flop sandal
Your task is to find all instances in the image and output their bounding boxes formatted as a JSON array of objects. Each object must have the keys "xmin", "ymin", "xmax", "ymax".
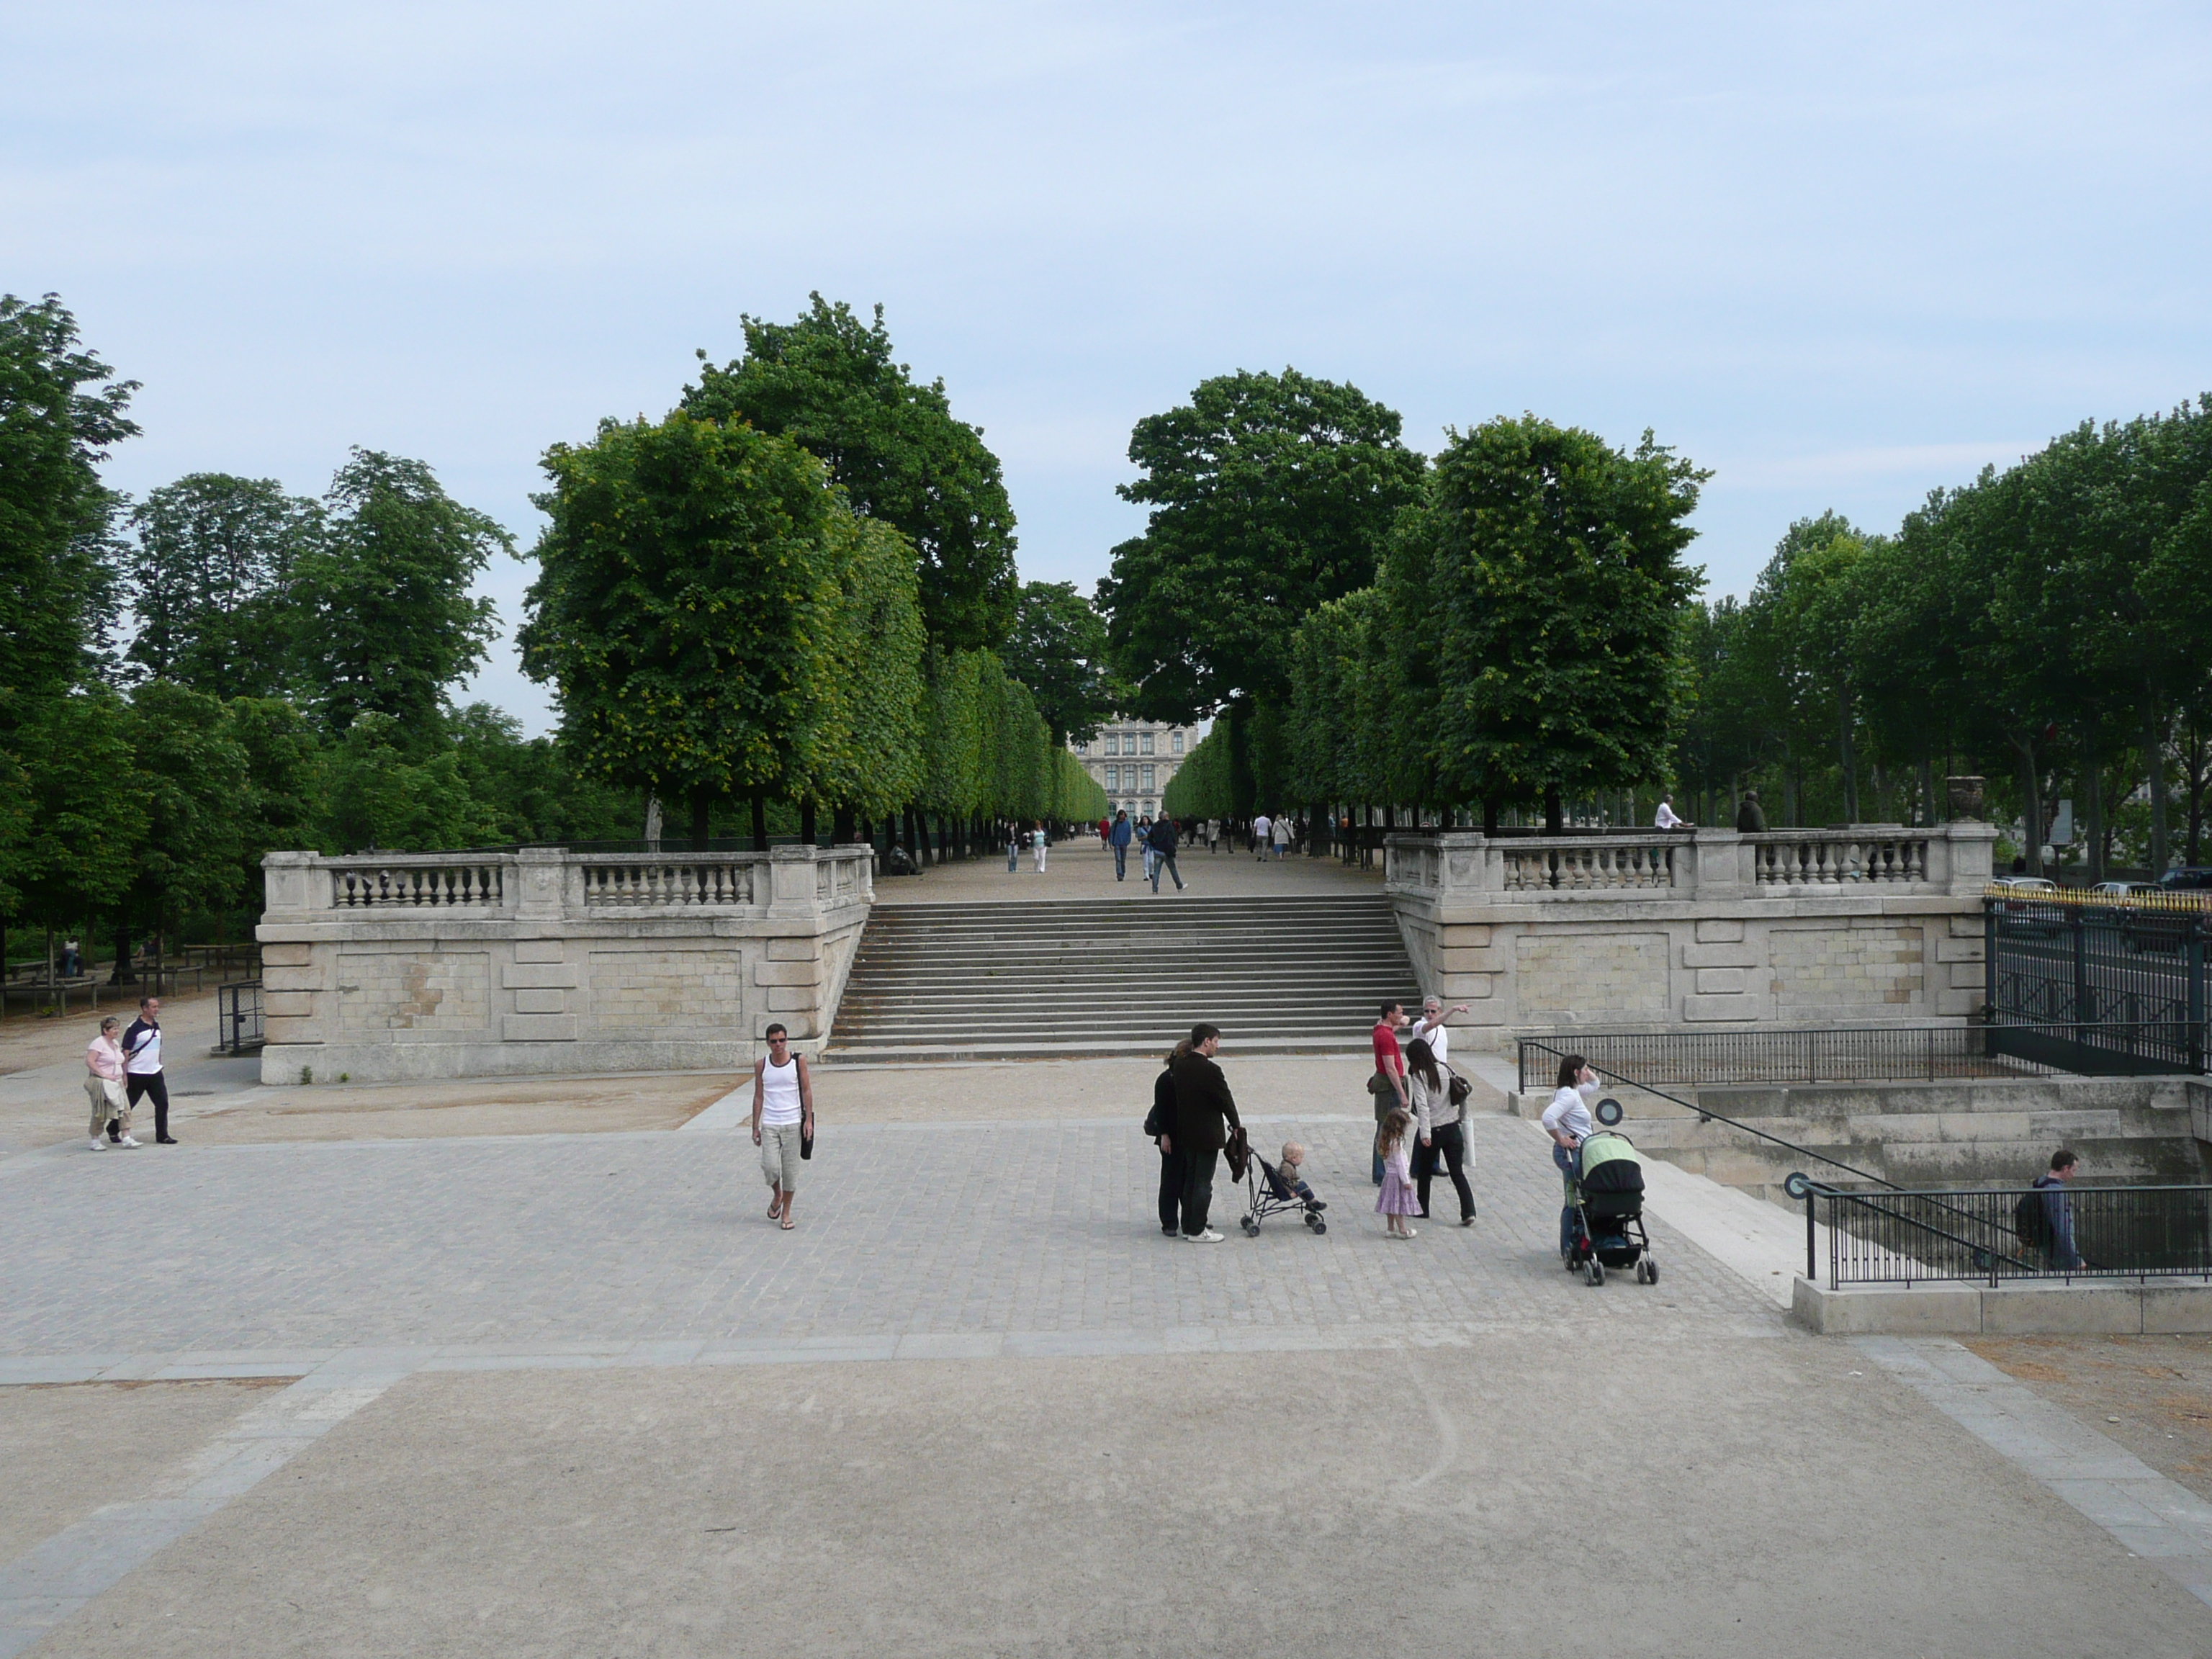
[
  {"xmin": 779, "ymin": 1215, "xmax": 795, "ymax": 1231},
  {"xmin": 768, "ymin": 1197, "xmax": 783, "ymax": 1219}
]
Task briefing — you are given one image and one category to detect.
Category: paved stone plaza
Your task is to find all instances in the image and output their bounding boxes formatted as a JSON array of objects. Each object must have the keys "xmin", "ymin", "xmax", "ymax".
[{"xmin": 5, "ymin": 1039, "xmax": 2212, "ymax": 1653}]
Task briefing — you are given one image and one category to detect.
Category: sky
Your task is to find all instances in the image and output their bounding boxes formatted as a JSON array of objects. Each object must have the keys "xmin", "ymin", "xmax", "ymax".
[{"xmin": 8, "ymin": 2, "xmax": 2210, "ymax": 733}]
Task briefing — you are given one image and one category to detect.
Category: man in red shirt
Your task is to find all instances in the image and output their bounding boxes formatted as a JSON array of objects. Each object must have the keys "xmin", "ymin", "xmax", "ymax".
[{"xmin": 1371, "ymin": 1000, "xmax": 1408, "ymax": 1184}]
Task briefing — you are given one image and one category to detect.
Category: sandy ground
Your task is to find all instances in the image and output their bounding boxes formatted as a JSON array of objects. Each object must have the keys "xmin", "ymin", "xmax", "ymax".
[
  {"xmin": 29, "ymin": 1337, "xmax": 2212, "ymax": 1658},
  {"xmin": 1969, "ymin": 1334, "xmax": 2212, "ymax": 1504},
  {"xmin": 0, "ymin": 989, "xmax": 222, "ymax": 1079},
  {"xmin": 0, "ymin": 1380, "xmax": 287, "ymax": 1563},
  {"xmin": 874, "ymin": 830, "xmax": 1385, "ymax": 904}
]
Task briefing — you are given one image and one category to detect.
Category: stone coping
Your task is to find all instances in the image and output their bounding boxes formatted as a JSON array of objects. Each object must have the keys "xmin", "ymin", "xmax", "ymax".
[{"xmin": 1793, "ymin": 1274, "xmax": 2212, "ymax": 1336}]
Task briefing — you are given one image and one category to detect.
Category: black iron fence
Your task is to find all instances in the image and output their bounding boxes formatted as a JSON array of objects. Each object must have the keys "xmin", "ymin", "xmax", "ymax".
[
  {"xmin": 217, "ymin": 981, "xmax": 264, "ymax": 1055},
  {"xmin": 1804, "ymin": 1182, "xmax": 2212, "ymax": 1287},
  {"xmin": 1514, "ymin": 1025, "xmax": 2080, "ymax": 1092},
  {"xmin": 1987, "ymin": 892, "xmax": 2208, "ymax": 1074}
]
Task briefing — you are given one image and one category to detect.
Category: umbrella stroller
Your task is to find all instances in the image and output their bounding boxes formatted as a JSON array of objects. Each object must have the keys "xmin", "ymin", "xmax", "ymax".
[
  {"xmin": 1565, "ymin": 1129, "xmax": 1657, "ymax": 1287},
  {"xmin": 1238, "ymin": 1150, "xmax": 1328, "ymax": 1236}
]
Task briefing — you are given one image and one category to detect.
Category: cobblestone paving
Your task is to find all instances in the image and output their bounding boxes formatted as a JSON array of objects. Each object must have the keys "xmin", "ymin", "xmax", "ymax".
[{"xmin": 3, "ymin": 1116, "xmax": 1774, "ymax": 1359}]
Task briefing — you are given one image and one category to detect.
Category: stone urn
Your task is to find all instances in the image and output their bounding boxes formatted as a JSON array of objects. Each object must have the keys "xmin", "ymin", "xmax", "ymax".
[{"xmin": 1945, "ymin": 775, "xmax": 1986, "ymax": 821}]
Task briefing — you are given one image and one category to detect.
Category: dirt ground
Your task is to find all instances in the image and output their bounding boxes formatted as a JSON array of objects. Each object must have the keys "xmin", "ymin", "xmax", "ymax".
[
  {"xmin": 0, "ymin": 989, "xmax": 221, "ymax": 1077},
  {"xmin": 179, "ymin": 1074, "xmax": 736, "ymax": 1143},
  {"xmin": 1969, "ymin": 1334, "xmax": 2212, "ymax": 1503}
]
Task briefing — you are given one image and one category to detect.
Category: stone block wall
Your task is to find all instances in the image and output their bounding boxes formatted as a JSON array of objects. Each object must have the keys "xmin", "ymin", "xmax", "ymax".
[
  {"xmin": 257, "ymin": 845, "xmax": 873, "ymax": 1084},
  {"xmin": 1387, "ymin": 824, "xmax": 1997, "ymax": 1045}
]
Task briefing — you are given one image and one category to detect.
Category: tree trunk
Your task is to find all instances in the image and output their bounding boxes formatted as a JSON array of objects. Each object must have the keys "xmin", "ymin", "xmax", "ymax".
[
  {"xmin": 2145, "ymin": 694, "xmax": 2170, "ymax": 878},
  {"xmin": 1838, "ymin": 692, "xmax": 1859, "ymax": 824},
  {"xmin": 902, "ymin": 804, "xmax": 920, "ymax": 863},
  {"xmin": 799, "ymin": 800, "xmax": 817, "ymax": 847},
  {"xmin": 1483, "ymin": 795, "xmax": 1501, "ymax": 836},
  {"xmin": 2185, "ymin": 714, "xmax": 2208, "ymax": 867},
  {"xmin": 1543, "ymin": 786, "xmax": 1563, "ymax": 835},
  {"xmin": 750, "ymin": 794, "xmax": 768, "ymax": 853},
  {"xmin": 832, "ymin": 804, "xmax": 855, "ymax": 843},
  {"xmin": 689, "ymin": 788, "xmax": 711, "ymax": 851},
  {"xmin": 2080, "ymin": 724, "xmax": 2104, "ymax": 883},
  {"xmin": 2010, "ymin": 737, "xmax": 2043, "ymax": 876},
  {"xmin": 110, "ymin": 919, "xmax": 134, "ymax": 986}
]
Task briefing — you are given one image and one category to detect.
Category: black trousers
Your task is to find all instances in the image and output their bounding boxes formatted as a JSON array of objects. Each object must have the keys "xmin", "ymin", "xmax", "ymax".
[
  {"xmin": 126, "ymin": 1071, "xmax": 170, "ymax": 1140},
  {"xmin": 1157, "ymin": 1147, "xmax": 1190, "ymax": 1233},
  {"xmin": 1180, "ymin": 1146, "xmax": 1220, "ymax": 1235},
  {"xmin": 1414, "ymin": 1120, "xmax": 1473, "ymax": 1220}
]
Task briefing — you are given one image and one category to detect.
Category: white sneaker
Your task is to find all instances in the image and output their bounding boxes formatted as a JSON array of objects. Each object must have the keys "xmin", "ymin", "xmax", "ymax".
[
  {"xmin": 89, "ymin": 1138, "xmax": 105, "ymax": 1151},
  {"xmin": 1185, "ymin": 1228, "xmax": 1225, "ymax": 1243},
  {"xmin": 117, "ymin": 1136, "xmax": 141, "ymax": 1148}
]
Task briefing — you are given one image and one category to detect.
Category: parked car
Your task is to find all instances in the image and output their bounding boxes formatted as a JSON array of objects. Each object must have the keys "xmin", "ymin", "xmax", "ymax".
[
  {"xmin": 2089, "ymin": 880, "xmax": 2145, "ymax": 898},
  {"xmin": 1991, "ymin": 875, "xmax": 2062, "ymax": 936},
  {"xmin": 2159, "ymin": 868, "xmax": 2212, "ymax": 891}
]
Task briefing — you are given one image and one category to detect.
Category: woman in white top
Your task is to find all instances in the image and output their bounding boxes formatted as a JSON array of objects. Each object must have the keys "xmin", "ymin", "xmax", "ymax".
[
  {"xmin": 1405, "ymin": 1038, "xmax": 1474, "ymax": 1226},
  {"xmin": 1539, "ymin": 1055, "xmax": 1600, "ymax": 1259},
  {"xmin": 84, "ymin": 1016, "xmax": 136, "ymax": 1149},
  {"xmin": 1032, "ymin": 821, "xmax": 1048, "ymax": 873},
  {"xmin": 751, "ymin": 1023, "xmax": 814, "ymax": 1231}
]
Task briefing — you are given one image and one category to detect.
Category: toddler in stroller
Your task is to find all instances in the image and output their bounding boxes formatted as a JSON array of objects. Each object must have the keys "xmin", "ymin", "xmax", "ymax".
[
  {"xmin": 1238, "ymin": 1141, "xmax": 1329, "ymax": 1236},
  {"xmin": 1565, "ymin": 1128, "xmax": 1659, "ymax": 1287}
]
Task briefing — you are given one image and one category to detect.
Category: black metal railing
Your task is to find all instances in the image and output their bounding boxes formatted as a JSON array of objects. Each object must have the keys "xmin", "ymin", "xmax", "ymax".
[
  {"xmin": 217, "ymin": 981, "xmax": 264, "ymax": 1055},
  {"xmin": 1514, "ymin": 1025, "xmax": 2084, "ymax": 1091},
  {"xmin": 1987, "ymin": 896, "xmax": 2208, "ymax": 1074},
  {"xmin": 1804, "ymin": 1182, "xmax": 2212, "ymax": 1287}
]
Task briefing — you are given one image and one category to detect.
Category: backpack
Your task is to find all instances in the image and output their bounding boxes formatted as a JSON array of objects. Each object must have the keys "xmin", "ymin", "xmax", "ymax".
[
  {"xmin": 2013, "ymin": 1185, "xmax": 2052, "ymax": 1249},
  {"xmin": 1143, "ymin": 1066, "xmax": 1174, "ymax": 1139}
]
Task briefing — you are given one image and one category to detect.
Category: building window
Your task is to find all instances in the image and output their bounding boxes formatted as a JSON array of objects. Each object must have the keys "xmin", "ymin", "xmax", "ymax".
[
  {"xmin": 1141, "ymin": 732, "xmax": 1155, "ymax": 755},
  {"xmin": 1142, "ymin": 765, "xmax": 1154, "ymax": 791},
  {"xmin": 1105, "ymin": 734, "xmax": 1120, "ymax": 756},
  {"xmin": 1105, "ymin": 765, "xmax": 1119, "ymax": 791},
  {"xmin": 1073, "ymin": 739, "xmax": 1087, "ymax": 755},
  {"xmin": 1172, "ymin": 731, "xmax": 1183, "ymax": 755}
]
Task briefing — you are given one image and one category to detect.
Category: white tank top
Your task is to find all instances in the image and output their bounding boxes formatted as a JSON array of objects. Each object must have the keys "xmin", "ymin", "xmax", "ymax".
[{"xmin": 760, "ymin": 1054, "xmax": 802, "ymax": 1125}]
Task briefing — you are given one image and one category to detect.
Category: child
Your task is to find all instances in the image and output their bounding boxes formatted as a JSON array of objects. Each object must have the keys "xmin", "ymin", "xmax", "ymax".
[
  {"xmin": 1277, "ymin": 1141, "xmax": 1327, "ymax": 1210},
  {"xmin": 1375, "ymin": 1108, "xmax": 1419, "ymax": 1238}
]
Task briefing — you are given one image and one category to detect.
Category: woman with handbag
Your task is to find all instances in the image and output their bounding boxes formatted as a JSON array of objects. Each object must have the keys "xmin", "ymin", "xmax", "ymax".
[
  {"xmin": 1405, "ymin": 1038, "xmax": 1475, "ymax": 1226},
  {"xmin": 85, "ymin": 1015, "xmax": 137, "ymax": 1149}
]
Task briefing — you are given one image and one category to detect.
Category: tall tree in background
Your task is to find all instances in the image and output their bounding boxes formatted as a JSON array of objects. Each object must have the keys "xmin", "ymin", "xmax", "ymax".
[
  {"xmin": 1003, "ymin": 580, "xmax": 1118, "ymax": 745},
  {"xmin": 521, "ymin": 413, "xmax": 847, "ymax": 847},
  {"xmin": 0, "ymin": 294, "xmax": 137, "ymax": 724},
  {"xmin": 289, "ymin": 449, "xmax": 505, "ymax": 739},
  {"xmin": 1430, "ymin": 416, "xmax": 1704, "ymax": 830},
  {"xmin": 1097, "ymin": 368, "xmax": 1426, "ymax": 810},
  {"xmin": 124, "ymin": 474, "xmax": 316, "ymax": 698},
  {"xmin": 683, "ymin": 295, "xmax": 1019, "ymax": 652}
]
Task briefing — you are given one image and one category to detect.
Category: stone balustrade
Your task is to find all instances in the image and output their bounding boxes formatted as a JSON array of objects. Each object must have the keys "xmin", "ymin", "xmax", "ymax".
[
  {"xmin": 1384, "ymin": 822, "xmax": 1998, "ymax": 1040},
  {"xmin": 257, "ymin": 845, "xmax": 874, "ymax": 1083}
]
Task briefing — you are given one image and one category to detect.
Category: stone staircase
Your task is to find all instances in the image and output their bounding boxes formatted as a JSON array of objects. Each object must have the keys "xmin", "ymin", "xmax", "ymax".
[{"xmin": 826, "ymin": 894, "xmax": 1422, "ymax": 1063}]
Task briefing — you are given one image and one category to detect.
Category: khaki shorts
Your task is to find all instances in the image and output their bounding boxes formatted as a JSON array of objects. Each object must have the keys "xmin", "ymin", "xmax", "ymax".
[{"xmin": 760, "ymin": 1120, "xmax": 804, "ymax": 1191}]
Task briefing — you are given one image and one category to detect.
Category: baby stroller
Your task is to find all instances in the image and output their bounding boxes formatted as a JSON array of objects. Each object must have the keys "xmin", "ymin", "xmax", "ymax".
[
  {"xmin": 1238, "ymin": 1153, "xmax": 1328, "ymax": 1236},
  {"xmin": 1565, "ymin": 1129, "xmax": 1657, "ymax": 1287}
]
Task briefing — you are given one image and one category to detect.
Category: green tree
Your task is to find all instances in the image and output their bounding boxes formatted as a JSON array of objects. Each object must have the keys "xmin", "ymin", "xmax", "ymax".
[
  {"xmin": 120, "ymin": 680, "xmax": 250, "ymax": 942},
  {"xmin": 795, "ymin": 513, "xmax": 928, "ymax": 830},
  {"xmin": 1099, "ymin": 369, "xmax": 1427, "ymax": 750},
  {"xmin": 317, "ymin": 713, "xmax": 499, "ymax": 853},
  {"xmin": 520, "ymin": 413, "xmax": 845, "ymax": 845},
  {"xmin": 1004, "ymin": 580, "xmax": 1118, "ymax": 745},
  {"xmin": 9, "ymin": 691, "xmax": 148, "ymax": 968},
  {"xmin": 684, "ymin": 295, "xmax": 1019, "ymax": 652},
  {"xmin": 1430, "ymin": 416, "xmax": 1704, "ymax": 830},
  {"xmin": 289, "ymin": 449, "xmax": 506, "ymax": 738},
  {"xmin": 124, "ymin": 473, "xmax": 315, "ymax": 698},
  {"xmin": 0, "ymin": 294, "xmax": 138, "ymax": 726}
]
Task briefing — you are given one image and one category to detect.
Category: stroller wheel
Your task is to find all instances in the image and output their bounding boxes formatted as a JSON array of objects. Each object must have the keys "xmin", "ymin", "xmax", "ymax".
[
  {"xmin": 1240, "ymin": 1215, "xmax": 1259, "ymax": 1236},
  {"xmin": 1585, "ymin": 1259, "xmax": 1605, "ymax": 1287},
  {"xmin": 1305, "ymin": 1211, "xmax": 1325, "ymax": 1232},
  {"xmin": 1643, "ymin": 1257, "xmax": 1659, "ymax": 1285}
]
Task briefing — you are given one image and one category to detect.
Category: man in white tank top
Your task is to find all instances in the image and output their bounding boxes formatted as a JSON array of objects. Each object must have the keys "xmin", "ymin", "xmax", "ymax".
[{"xmin": 751, "ymin": 1024, "xmax": 814, "ymax": 1229}]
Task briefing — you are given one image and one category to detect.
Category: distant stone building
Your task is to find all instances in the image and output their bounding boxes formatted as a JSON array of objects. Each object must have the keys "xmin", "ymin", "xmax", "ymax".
[{"xmin": 1069, "ymin": 718, "xmax": 1196, "ymax": 819}]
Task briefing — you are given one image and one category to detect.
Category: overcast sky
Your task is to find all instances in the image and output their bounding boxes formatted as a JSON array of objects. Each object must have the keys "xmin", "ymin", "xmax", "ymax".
[{"xmin": 9, "ymin": 2, "xmax": 2208, "ymax": 732}]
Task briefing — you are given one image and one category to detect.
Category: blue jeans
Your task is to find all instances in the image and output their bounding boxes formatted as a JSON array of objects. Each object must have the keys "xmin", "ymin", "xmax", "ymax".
[
  {"xmin": 1552, "ymin": 1141, "xmax": 1579, "ymax": 1256},
  {"xmin": 1112, "ymin": 843, "xmax": 1127, "ymax": 879},
  {"xmin": 1151, "ymin": 850, "xmax": 1182, "ymax": 891}
]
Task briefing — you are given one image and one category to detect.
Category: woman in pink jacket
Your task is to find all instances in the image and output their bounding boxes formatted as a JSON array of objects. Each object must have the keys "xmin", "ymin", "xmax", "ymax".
[{"xmin": 85, "ymin": 1016, "xmax": 137, "ymax": 1149}]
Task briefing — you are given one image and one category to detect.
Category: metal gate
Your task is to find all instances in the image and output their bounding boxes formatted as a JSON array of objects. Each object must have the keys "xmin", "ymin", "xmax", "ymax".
[{"xmin": 1984, "ymin": 893, "xmax": 2207, "ymax": 1074}]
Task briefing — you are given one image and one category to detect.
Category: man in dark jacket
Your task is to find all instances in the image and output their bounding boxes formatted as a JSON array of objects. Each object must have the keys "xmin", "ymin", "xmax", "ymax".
[
  {"xmin": 1150, "ymin": 1045, "xmax": 1190, "ymax": 1236},
  {"xmin": 2035, "ymin": 1149, "xmax": 2084, "ymax": 1271},
  {"xmin": 1735, "ymin": 791, "xmax": 1766, "ymax": 833},
  {"xmin": 1146, "ymin": 814, "xmax": 1184, "ymax": 892},
  {"xmin": 1109, "ymin": 811, "xmax": 1134, "ymax": 881},
  {"xmin": 1167, "ymin": 1023, "xmax": 1240, "ymax": 1241}
]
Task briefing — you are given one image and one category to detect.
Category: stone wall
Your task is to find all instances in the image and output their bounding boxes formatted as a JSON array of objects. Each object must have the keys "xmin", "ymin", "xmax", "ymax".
[
  {"xmin": 256, "ymin": 845, "xmax": 873, "ymax": 1084},
  {"xmin": 1387, "ymin": 824, "xmax": 1997, "ymax": 1046}
]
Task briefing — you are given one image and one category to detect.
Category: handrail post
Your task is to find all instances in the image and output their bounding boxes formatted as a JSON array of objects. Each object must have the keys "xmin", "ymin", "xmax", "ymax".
[{"xmin": 1805, "ymin": 1187, "xmax": 1815, "ymax": 1284}]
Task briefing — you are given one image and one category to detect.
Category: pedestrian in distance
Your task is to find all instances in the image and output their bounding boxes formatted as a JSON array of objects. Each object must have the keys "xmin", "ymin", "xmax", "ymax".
[
  {"xmin": 62, "ymin": 938, "xmax": 81, "ymax": 978},
  {"xmin": 750, "ymin": 1023, "xmax": 814, "ymax": 1231},
  {"xmin": 1370, "ymin": 1001, "xmax": 1409, "ymax": 1184},
  {"xmin": 1146, "ymin": 814, "xmax": 1185, "ymax": 891},
  {"xmin": 1252, "ymin": 811, "xmax": 1272, "ymax": 859},
  {"xmin": 84, "ymin": 1015, "xmax": 137, "ymax": 1149},
  {"xmin": 1655, "ymin": 793, "xmax": 1693, "ymax": 830},
  {"xmin": 1110, "ymin": 809, "xmax": 1133, "ymax": 881},
  {"xmin": 1375, "ymin": 1108, "xmax": 1419, "ymax": 1238},
  {"xmin": 2031, "ymin": 1149, "xmax": 2085, "ymax": 1271},
  {"xmin": 1270, "ymin": 814, "xmax": 1290, "ymax": 860},
  {"xmin": 1006, "ymin": 821, "xmax": 1021, "ymax": 873},
  {"xmin": 1542, "ymin": 1056, "xmax": 1600, "ymax": 1259},
  {"xmin": 1148, "ymin": 1040, "xmax": 1192, "ymax": 1236},
  {"xmin": 1032, "ymin": 819, "xmax": 1048, "ymax": 873},
  {"xmin": 1735, "ymin": 791, "xmax": 1766, "ymax": 833},
  {"xmin": 121, "ymin": 997, "xmax": 175, "ymax": 1144},
  {"xmin": 1168, "ymin": 1023, "xmax": 1242, "ymax": 1241},
  {"xmin": 1205, "ymin": 818, "xmax": 1220, "ymax": 854}
]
